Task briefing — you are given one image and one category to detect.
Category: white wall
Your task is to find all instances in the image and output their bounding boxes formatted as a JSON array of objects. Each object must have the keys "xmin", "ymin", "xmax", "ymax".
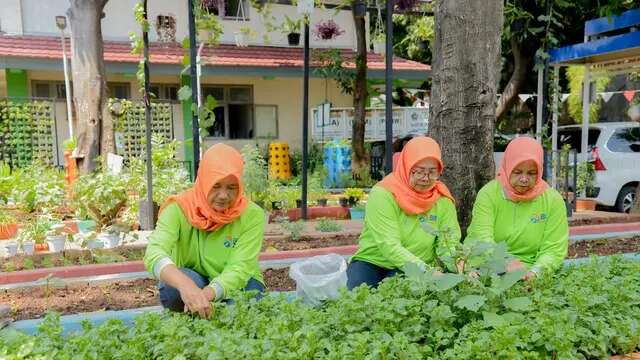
[
  {"xmin": 12, "ymin": 0, "xmax": 360, "ymax": 48},
  {"xmin": 0, "ymin": 0, "xmax": 23, "ymax": 35}
]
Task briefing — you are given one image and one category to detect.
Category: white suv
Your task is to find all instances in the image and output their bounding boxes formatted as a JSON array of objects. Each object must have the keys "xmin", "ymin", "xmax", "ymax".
[{"xmin": 558, "ymin": 122, "xmax": 640, "ymax": 213}]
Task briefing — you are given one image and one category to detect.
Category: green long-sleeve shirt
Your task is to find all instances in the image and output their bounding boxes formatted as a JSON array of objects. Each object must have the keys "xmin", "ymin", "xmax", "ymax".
[
  {"xmin": 143, "ymin": 202, "xmax": 264, "ymax": 299},
  {"xmin": 465, "ymin": 180, "xmax": 569, "ymax": 273},
  {"xmin": 351, "ymin": 186, "xmax": 461, "ymax": 270}
]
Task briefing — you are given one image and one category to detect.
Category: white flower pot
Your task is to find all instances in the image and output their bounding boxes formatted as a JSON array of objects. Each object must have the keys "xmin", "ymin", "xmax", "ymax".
[
  {"xmin": 22, "ymin": 242, "xmax": 34, "ymax": 255},
  {"xmin": 235, "ymin": 32, "xmax": 248, "ymax": 47},
  {"xmin": 373, "ymin": 41, "xmax": 385, "ymax": 55},
  {"xmin": 99, "ymin": 233, "xmax": 120, "ymax": 249},
  {"xmin": 47, "ymin": 235, "xmax": 66, "ymax": 253},
  {"xmin": 4, "ymin": 243, "xmax": 17, "ymax": 257},
  {"xmin": 87, "ymin": 239, "xmax": 104, "ymax": 249},
  {"xmin": 198, "ymin": 29, "xmax": 211, "ymax": 42}
]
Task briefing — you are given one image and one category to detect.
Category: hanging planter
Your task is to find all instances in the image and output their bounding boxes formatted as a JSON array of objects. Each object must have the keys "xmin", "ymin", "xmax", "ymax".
[
  {"xmin": 155, "ymin": 15, "xmax": 177, "ymax": 43},
  {"xmin": 313, "ymin": 19, "xmax": 345, "ymax": 41},
  {"xmin": 288, "ymin": 33, "xmax": 301, "ymax": 46},
  {"xmin": 372, "ymin": 33, "xmax": 385, "ymax": 55},
  {"xmin": 282, "ymin": 15, "xmax": 302, "ymax": 46}
]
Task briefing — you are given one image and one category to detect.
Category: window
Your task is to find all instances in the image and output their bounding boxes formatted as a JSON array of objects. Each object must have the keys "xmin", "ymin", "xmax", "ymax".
[
  {"xmin": 607, "ymin": 127, "xmax": 640, "ymax": 153},
  {"xmin": 149, "ymin": 84, "xmax": 179, "ymax": 100},
  {"xmin": 558, "ymin": 128, "xmax": 601, "ymax": 152},
  {"xmin": 202, "ymin": 0, "xmax": 248, "ymax": 19},
  {"xmin": 107, "ymin": 83, "xmax": 131, "ymax": 99},
  {"xmin": 201, "ymin": 85, "xmax": 259, "ymax": 139},
  {"xmin": 32, "ymin": 81, "xmax": 70, "ymax": 99}
]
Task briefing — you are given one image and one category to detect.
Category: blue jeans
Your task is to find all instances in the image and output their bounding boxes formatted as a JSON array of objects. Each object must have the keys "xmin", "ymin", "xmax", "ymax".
[
  {"xmin": 158, "ymin": 267, "xmax": 265, "ymax": 311},
  {"xmin": 346, "ymin": 260, "xmax": 401, "ymax": 290}
]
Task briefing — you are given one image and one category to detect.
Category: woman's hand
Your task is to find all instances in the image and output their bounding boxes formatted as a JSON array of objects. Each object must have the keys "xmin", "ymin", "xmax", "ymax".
[
  {"xmin": 179, "ymin": 283, "xmax": 213, "ymax": 319},
  {"xmin": 506, "ymin": 259, "xmax": 526, "ymax": 273}
]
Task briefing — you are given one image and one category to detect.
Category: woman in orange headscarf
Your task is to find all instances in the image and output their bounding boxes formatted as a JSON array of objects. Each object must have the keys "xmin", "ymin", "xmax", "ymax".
[
  {"xmin": 347, "ymin": 136, "xmax": 461, "ymax": 290},
  {"xmin": 465, "ymin": 136, "xmax": 568, "ymax": 279},
  {"xmin": 143, "ymin": 144, "xmax": 265, "ymax": 318}
]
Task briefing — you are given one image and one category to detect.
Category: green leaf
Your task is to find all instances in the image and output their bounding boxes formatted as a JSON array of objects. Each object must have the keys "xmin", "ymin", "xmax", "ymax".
[
  {"xmin": 454, "ymin": 295, "xmax": 486, "ymax": 312},
  {"xmin": 403, "ymin": 261, "xmax": 425, "ymax": 280},
  {"xmin": 433, "ymin": 273, "xmax": 465, "ymax": 291},
  {"xmin": 482, "ymin": 311, "xmax": 507, "ymax": 328},
  {"xmin": 528, "ymin": 26, "xmax": 544, "ymax": 34},
  {"xmin": 178, "ymin": 86, "xmax": 192, "ymax": 101},
  {"xmin": 503, "ymin": 297, "xmax": 532, "ymax": 312},
  {"xmin": 494, "ymin": 269, "xmax": 526, "ymax": 293}
]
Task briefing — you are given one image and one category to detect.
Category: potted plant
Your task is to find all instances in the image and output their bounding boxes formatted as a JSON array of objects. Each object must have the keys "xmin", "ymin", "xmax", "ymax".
[
  {"xmin": 372, "ymin": 31, "xmax": 385, "ymax": 55},
  {"xmin": 196, "ymin": 4, "xmax": 223, "ymax": 44},
  {"xmin": 0, "ymin": 211, "xmax": 18, "ymax": 240},
  {"xmin": 45, "ymin": 223, "xmax": 68, "ymax": 253},
  {"xmin": 235, "ymin": 26, "xmax": 255, "ymax": 47},
  {"xmin": 18, "ymin": 216, "xmax": 52, "ymax": 254},
  {"xmin": 98, "ymin": 224, "xmax": 126, "ymax": 249},
  {"xmin": 4, "ymin": 240, "xmax": 17, "ymax": 257},
  {"xmin": 155, "ymin": 14, "xmax": 177, "ymax": 43},
  {"xmin": 576, "ymin": 162, "xmax": 597, "ymax": 212},
  {"xmin": 16, "ymin": 229, "xmax": 34, "ymax": 255},
  {"xmin": 344, "ymin": 187, "xmax": 365, "ymax": 207},
  {"xmin": 281, "ymin": 15, "xmax": 301, "ymax": 46},
  {"xmin": 313, "ymin": 19, "xmax": 345, "ymax": 41},
  {"xmin": 76, "ymin": 231, "xmax": 104, "ymax": 250}
]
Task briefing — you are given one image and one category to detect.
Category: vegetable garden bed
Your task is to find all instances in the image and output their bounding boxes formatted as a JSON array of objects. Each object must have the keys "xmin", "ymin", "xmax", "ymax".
[{"xmin": 1, "ymin": 255, "xmax": 639, "ymax": 359}]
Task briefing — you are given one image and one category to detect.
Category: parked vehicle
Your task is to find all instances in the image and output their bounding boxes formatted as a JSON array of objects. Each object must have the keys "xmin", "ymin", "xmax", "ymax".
[{"xmin": 558, "ymin": 122, "xmax": 640, "ymax": 213}]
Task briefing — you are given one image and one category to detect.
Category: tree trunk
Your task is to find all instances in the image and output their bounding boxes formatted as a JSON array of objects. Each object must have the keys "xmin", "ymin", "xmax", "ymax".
[
  {"xmin": 632, "ymin": 184, "xmax": 640, "ymax": 214},
  {"xmin": 67, "ymin": 0, "xmax": 111, "ymax": 173},
  {"xmin": 496, "ymin": 36, "xmax": 532, "ymax": 120},
  {"xmin": 351, "ymin": 6, "xmax": 369, "ymax": 179},
  {"xmin": 429, "ymin": 0, "xmax": 503, "ymax": 235}
]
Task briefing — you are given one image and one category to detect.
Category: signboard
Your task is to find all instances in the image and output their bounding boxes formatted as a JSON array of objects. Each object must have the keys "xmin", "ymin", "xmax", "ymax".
[{"xmin": 312, "ymin": 105, "xmax": 429, "ymax": 141}]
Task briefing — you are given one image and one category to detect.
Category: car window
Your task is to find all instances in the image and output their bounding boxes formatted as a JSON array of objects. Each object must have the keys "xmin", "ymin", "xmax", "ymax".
[
  {"xmin": 558, "ymin": 129, "xmax": 600, "ymax": 151},
  {"xmin": 607, "ymin": 127, "xmax": 640, "ymax": 153}
]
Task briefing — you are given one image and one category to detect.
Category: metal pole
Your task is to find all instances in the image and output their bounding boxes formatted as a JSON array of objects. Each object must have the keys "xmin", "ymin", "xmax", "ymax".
[
  {"xmin": 188, "ymin": 0, "xmax": 201, "ymax": 174},
  {"xmin": 535, "ymin": 68, "xmax": 543, "ymax": 142},
  {"xmin": 197, "ymin": 42, "xmax": 204, "ymax": 108},
  {"xmin": 551, "ymin": 65, "xmax": 559, "ymax": 189},
  {"xmin": 301, "ymin": 21, "xmax": 310, "ymax": 220},
  {"xmin": 142, "ymin": 0, "xmax": 155, "ymax": 229},
  {"xmin": 60, "ymin": 29, "xmax": 74, "ymax": 138},
  {"xmin": 384, "ymin": 0, "xmax": 393, "ymax": 174}
]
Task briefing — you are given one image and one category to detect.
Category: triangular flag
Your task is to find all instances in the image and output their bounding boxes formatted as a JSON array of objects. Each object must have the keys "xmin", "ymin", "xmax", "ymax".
[
  {"xmin": 623, "ymin": 90, "xmax": 636, "ymax": 103},
  {"xmin": 561, "ymin": 94, "xmax": 570, "ymax": 102},
  {"xmin": 599, "ymin": 92, "xmax": 614, "ymax": 103},
  {"xmin": 518, "ymin": 94, "xmax": 532, "ymax": 102}
]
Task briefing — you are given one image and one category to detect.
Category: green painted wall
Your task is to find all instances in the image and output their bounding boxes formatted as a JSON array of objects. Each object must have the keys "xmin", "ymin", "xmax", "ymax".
[
  {"xmin": 5, "ymin": 69, "xmax": 28, "ymax": 98},
  {"xmin": 180, "ymin": 75, "xmax": 194, "ymax": 180}
]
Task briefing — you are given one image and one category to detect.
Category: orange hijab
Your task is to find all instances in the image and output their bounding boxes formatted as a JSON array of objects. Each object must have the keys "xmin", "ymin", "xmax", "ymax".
[
  {"xmin": 161, "ymin": 143, "xmax": 248, "ymax": 231},
  {"xmin": 496, "ymin": 136, "xmax": 549, "ymax": 202},
  {"xmin": 379, "ymin": 136, "xmax": 455, "ymax": 215}
]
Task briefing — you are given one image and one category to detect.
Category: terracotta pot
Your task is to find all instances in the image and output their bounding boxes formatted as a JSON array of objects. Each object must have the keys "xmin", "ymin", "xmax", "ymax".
[
  {"xmin": 576, "ymin": 198, "xmax": 596, "ymax": 212},
  {"xmin": 0, "ymin": 223, "xmax": 18, "ymax": 240},
  {"xmin": 35, "ymin": 243, "xmax": 49, "ymax": 252}
]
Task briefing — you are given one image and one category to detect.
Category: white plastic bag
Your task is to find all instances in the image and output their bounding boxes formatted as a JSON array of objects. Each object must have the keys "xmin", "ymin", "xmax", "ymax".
[{"xmin": 289, "ymin": 253, "xmax": 347, "ymax": 306}]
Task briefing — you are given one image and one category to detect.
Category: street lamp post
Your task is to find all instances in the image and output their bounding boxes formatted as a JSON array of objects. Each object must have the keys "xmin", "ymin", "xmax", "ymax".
[
  {"xmin": 56, "ymin": 16, "xmax": 74, "ymax": 139},
  {"xmin": 299, "ymin": 1, "xmax": 313, "ymax": 220}
]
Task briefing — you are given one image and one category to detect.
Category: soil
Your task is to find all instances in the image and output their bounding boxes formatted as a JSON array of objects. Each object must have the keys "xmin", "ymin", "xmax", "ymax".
[
  {"xmin": 262, "ymin": 235, "xmax": 358, "ymax": 252},
  {"xmin": 1, "ymin": 268, "xmax": 295, "ymax": 321},
  {"xmin": 0, "ymin": 247, "xmax": 146, "ymax": 272},
  {"xmin": 567, "ymin": 236, "xmax": 640, "ymax": 258}
]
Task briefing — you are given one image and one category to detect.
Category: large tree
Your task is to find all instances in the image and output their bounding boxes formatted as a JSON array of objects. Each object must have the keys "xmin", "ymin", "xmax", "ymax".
[
  {"xmin": 351, "ymin": 3, "xmax": 369, "ymax": 179},
  {"xmin": 429, "ymin": 0, "xmax": 503, "ymax": 234},
  {"xmin": 67, "ymin": 0, "xmax": 113, "ymax": 173}
]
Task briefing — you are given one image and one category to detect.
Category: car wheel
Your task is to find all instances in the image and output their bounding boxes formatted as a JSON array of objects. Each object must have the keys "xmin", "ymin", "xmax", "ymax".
[{"xmin": 615, "ymin": 185, "xmax": 637, "ymax": 213}]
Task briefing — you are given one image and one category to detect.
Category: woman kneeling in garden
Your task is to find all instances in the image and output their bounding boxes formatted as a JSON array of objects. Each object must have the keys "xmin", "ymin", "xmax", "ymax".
[
  {"xmin": 347, "ymin": 136, "xmax": 461, "ymax": 290},
  {"xmin": 144, "ymin": 144, "xmax": 265, "ymax": 318},
  {"xmin": 465, "ymin": 137, "xmax": 568, "ymax": 279}
]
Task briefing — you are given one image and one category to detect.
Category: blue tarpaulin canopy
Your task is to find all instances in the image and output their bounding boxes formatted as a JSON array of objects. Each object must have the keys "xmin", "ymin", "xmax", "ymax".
[{"xmin": 544, "ymin": 8, "xmax": 640, "ymax": 192}]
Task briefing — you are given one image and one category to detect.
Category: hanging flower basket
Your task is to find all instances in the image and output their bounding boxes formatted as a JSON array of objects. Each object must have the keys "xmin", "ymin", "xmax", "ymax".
[
  {"xmin": 313, "ymin": 19, "xmax": 345, "ymax": 41},
  {"xmin": 155, "ymin": 15, "xmax": 177, "ymax": 43},
  {"xmin": 235, "ymin": 31, "xmax": 248, "ymax": 47},
  {"xmin": 394, "ymin": 0, "xmax": 419, "ymax": 13}
]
